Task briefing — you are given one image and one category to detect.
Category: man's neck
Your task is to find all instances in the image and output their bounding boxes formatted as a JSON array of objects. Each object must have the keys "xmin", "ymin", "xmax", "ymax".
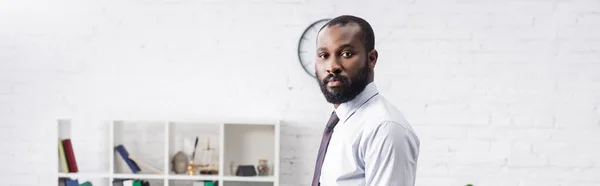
[{"xmin": 332, "ymin": 80, "xmax": 374, "ymax": 109}]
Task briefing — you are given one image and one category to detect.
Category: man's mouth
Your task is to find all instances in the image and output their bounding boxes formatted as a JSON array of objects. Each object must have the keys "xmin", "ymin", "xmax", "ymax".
[{"xmin": 327, "ymin": 80, "xmax": 342, "ymax": 87}]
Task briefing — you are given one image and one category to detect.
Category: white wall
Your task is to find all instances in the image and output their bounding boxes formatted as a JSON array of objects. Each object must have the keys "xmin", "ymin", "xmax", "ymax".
[{"xmin": 1, "ymin": 0, "xmax": 600, "ymax": 185}]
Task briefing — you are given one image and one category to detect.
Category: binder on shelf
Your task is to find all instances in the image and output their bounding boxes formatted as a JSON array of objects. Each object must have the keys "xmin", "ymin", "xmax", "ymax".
[{"xmin": 115, "ymin": 144, "xmax": 142, "ymax": 174}]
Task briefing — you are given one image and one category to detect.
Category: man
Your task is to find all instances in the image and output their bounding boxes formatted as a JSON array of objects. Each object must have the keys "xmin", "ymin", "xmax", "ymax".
[{"xmin": 311, "ymin": 15, "xmax": 420, "ymax": 186}]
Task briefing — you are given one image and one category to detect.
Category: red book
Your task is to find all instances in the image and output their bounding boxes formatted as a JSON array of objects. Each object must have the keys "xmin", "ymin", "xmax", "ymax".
[{"xmin": 61, "ymin": 139, "xmax": 78, "ymax": 173}]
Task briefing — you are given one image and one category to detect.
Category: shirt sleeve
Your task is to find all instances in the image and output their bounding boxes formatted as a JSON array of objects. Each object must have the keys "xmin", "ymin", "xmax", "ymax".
[{"xmin": 363, "ymin": 121, "xmax": 420, "ymax": 186}]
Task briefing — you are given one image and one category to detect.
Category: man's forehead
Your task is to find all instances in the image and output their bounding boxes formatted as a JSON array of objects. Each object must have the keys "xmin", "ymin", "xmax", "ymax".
[{"xmin": 317, "ymin": 24, "xmax": 362, "ymax": 46}]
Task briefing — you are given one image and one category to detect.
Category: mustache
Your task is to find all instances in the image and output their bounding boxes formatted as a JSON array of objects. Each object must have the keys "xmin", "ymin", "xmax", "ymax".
[{"xmin": 321, "ymin": 74, "xmax": 349, "ymax": 85}]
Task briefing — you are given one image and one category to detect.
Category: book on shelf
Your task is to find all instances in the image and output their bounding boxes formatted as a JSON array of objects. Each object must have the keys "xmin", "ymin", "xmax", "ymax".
[
  {"xmin": 115, "ymin": 144, "xmax": 142, "ymax": 174},
  {"xmin": 59, "ymin": 139, "xmax": 78, "ymax": 173},
  {"xmin": 59, "ymin": 178, "xmax": 79, "ymax": 186},
  {"xmin": 58, "ymin": 140, "xmax": 69, "ymax": 173},
  {"xmin": 66, "ymin": 179, "xmax": 78, "ymax": 186},
  {"xmin": 59, "ymin": 178, "xmax": 92, "ymax": 186}
]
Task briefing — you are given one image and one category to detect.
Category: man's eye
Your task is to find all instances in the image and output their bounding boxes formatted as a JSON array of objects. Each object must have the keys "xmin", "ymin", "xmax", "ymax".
[
  {"xmin": 341, "ymin": 51, "xmax": 353, "ymax": 58},
  {"xmin": 318, "ymin": 53, "xmax": 329, "ymax": 59}
]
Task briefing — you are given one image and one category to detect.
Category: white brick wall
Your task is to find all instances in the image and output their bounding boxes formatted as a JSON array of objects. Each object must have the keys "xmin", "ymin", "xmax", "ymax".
[{"xmin": 1, "ymin": 0, "xmax": 599, "ymax": 185}]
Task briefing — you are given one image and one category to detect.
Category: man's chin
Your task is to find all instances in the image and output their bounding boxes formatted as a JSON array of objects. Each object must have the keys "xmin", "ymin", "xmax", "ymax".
[
  {"xmin": 324, "ymin": 94, "xmax": 351, "ymax": 104},
  {"xmin": 327, "ymin": 87, "xmax": 344, "ymax": 94}
]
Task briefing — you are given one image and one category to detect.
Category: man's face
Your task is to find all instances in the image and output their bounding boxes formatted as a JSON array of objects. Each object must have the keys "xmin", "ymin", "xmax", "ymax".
[{"xmin": 315, "ymin": 23, "xmax": 372, "ymax": 104}]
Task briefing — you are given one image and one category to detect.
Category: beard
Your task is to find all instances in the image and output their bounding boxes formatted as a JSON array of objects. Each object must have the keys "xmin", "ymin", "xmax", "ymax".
[{"xmin": 317, "ymin": 63, "xmax": 371, "ymax": 104}]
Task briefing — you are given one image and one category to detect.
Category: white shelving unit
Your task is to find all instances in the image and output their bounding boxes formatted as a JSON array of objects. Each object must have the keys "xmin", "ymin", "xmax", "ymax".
[{"xmin": 57, "ymin": 119, "xmax": 280, "ymax": 186}]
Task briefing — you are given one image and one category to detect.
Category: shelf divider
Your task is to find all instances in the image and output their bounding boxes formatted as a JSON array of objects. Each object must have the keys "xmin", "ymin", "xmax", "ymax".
[{"xmin": 164, "ymin": 121, "xmax": 170, "ymax": 186}]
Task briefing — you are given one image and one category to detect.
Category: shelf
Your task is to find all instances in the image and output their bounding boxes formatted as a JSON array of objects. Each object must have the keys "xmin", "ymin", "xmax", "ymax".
[
  {"xmin": 58, "ymin": 173, "xmax": 110, "ymax": 178},
  {"xmin": 58, "ymin": 119, "xmax": 280, "ymax": 186},
  {"xmin": 112, "ymin": 173, "xmax": 165, "ymax": 180},
  {"xmin": 222, "ymin": 176, "xmax": 275, "ymax": 182},
  {"xmin": 57, "ymin": 174, "xmax": 274, "ymax": 182},
  {"xmin": 167, "ymin": 175, "xmax": 219, "ymax": 181}
]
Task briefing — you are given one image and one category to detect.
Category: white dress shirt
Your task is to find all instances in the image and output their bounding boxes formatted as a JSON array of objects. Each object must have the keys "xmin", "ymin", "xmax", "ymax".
[{"xmin": 319, "ymin": 82, "xmax": 420, "ymax": 186}]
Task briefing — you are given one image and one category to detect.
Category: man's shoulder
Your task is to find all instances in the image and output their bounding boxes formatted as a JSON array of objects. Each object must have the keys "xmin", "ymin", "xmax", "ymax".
[
  {"xmin": 354, "ymin": 95, "xmax": 420, "ymax": 160},
  {"xmin": 356, "ymin": 95, "xmax": 417, "ymax": 139},
  {"xmin": 359, "ymin": 95, "xmax": 409, "ymax": 124}
]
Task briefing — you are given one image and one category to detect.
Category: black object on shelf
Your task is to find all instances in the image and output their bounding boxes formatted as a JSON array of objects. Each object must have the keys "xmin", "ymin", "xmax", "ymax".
[{"xmin": 236, "ymin": 165, "xmax": 257, "ymax": 176}]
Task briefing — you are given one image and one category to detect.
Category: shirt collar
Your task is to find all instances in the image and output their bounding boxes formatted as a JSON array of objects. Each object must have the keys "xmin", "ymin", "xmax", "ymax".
[{"xmin": 334, "ymin": 82, "xmax": 379, "ymax": 123}]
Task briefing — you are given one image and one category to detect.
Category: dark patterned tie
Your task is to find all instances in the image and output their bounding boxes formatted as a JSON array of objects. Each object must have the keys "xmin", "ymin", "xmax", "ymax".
[{"xmin": 311, "ymin": 111, "xmax": 340, "ymax": 186}]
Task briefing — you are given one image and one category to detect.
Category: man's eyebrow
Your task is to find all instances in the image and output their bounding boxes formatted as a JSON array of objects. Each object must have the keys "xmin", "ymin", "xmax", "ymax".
[
  {"xmin": 317, "ymin": 44, "xmax": 354, "ymax": 52},
  {"xmin": 334, "ymin": 44, "xmax": 354, "ymax": 53},
  {"xmin": 337, "ymin": 44, "xmax": 353, "ymax": 50}
]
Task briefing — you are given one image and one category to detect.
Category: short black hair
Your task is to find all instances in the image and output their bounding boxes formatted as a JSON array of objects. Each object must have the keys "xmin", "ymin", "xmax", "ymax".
[{"xmin": 319, "ymin": 15, "xmax": 375, "ymax": 52}]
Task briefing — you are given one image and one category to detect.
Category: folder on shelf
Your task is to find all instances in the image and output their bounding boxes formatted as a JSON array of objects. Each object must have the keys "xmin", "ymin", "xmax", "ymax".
[
  {"xmin": 115, "ymin": 144, "xmax": 142, "ymax": 174},
  {"xmin": 62, "ymin": 139, "xmax": 78, "ymax": 173},
  {"xmin": 58, "ymin": 140, "xmax": 69, "ymax": 173}
]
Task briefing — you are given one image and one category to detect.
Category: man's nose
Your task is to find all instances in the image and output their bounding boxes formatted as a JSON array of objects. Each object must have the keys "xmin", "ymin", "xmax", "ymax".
[{"xmin": 326, "ymin": 59, "xmax": 342, "ymax": 75}]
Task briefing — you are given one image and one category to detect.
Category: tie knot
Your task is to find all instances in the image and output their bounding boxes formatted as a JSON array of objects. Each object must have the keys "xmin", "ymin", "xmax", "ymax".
[{"xmin": 326, "ymin": 112, "xmax": 340, "ymax": 131}]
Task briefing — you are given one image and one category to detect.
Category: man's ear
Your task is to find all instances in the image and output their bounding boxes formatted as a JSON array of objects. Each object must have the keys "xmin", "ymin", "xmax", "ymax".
[{"xmin": 368, "ymin": 49, "xmax": 378, "ymax": 69}]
